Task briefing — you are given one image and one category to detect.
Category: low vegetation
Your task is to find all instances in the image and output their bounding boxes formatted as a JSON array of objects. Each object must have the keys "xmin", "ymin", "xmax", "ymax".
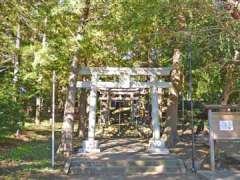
[{"xmin": 0, "ymin": 121, "xmax": 63, "ymax": 179}]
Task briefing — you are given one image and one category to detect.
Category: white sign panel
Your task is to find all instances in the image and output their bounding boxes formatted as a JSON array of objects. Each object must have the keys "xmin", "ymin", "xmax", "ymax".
[{"xmin": 219, "ymin": 120, "xmax": 234, "ymax": 131}]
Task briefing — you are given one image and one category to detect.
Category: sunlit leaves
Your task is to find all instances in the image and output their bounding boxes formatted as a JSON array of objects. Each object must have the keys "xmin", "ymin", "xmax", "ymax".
[{"xmin": 1, "ymin": 0, "xmax": 240, "ymax": 111}]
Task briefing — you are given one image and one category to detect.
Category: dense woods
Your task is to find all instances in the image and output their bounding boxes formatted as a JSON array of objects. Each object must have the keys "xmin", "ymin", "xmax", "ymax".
[
  {"xmin": 1, "ymin": 1, "xmax": 240, "ymax": 179},
  {"xmin": 0, "ymin": 0, "xmax": 240, "ymax": 153}
]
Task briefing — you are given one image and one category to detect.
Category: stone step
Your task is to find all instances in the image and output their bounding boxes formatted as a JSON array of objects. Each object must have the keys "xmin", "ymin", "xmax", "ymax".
[
  {"xmin": 70, "ymin": 165, "xmax": 184, "ymax": 176},
  {"xmin": 70, "ymin": 166, "xmax": 126, "ymax": 176},
  {"xmin": 70, "ymin": 159, "xmax": 180, "ymax": 167},
  {"xmin": 68, "ymin": 157, "xmax": 186, "ymax": 176},
  {"xmin": 71, "ymin": 152, "xmax": 174, "ymax": 160}
]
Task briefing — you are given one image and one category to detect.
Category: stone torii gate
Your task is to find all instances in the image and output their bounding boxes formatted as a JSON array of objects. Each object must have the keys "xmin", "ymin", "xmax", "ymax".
[{"xmin": 77, "ymin": 67, "xmax": 172, "ymax": 154}]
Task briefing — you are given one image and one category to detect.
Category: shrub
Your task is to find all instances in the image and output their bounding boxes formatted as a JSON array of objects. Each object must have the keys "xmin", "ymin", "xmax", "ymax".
[{"xmin": 0, "ymin": 88, "xmax": 25, "ymax": 133}]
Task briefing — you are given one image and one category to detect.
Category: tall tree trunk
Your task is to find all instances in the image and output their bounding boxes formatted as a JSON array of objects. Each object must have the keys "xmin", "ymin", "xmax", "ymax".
[
  {"xmin": 221, "ymin": 83, "xmax": 232, "ymax": 105},
  {"xmin": 221, "ymin": 50, "xmax": 239, "ymax": 105},
  {"xmin": 13, "ymin": 23, "xmax": 20, "ymax": 93},
  {"xmin": 78, "ymin": 89, "xmax": 88, "ymax": 138},
  {"xmin": 77, "ymin": 59, "xmax": 88, "ymax": 138},
  {"xmin": 221, "ymin": 63, "xmax": 235, "ymax": 105},
  {"xmin": 61, "ymin": 56, "xmax": 79, "ymax": 155},
  {"xmin": 35, "ymin": 16, "xmax": 48, "ymax": 125},
  {"xmin": 35, "ymin": 97, "xmax": 41, "ymax": 125},
  {"xmin": 163, "ymin": 49, "xmax": 183, "ymax": 147},
  {"xmin": 61, "ymin": 0, "xmax": 91, "ymax": 156},
  {"xmin": 164, "ymin": 90, "xmax": 178, "ymax": 147}
]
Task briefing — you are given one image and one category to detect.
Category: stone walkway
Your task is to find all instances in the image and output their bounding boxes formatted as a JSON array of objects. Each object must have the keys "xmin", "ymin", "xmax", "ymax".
[
  {"xmin": 197, "ymin": 170, "xmax": 240, "ymax": 180},
  {"xmin": 62, "ymin": 138, "xmax": 201, "ymax": 180}
]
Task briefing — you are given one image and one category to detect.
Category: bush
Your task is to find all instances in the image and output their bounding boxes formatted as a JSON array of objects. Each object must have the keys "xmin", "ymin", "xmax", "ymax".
[{"xmin": 0, "ymin": 89, "xmax": 25, "ymax": 133}]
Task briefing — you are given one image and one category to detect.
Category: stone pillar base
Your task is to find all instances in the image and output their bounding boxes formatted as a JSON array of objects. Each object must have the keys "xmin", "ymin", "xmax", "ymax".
[
  {"xmin": 79, "ymin": 140, "xmax": 100, "ymax": 153},
  {"xmin": 148, "ymin": 139, "xmax": 169, "ymax": 154}
]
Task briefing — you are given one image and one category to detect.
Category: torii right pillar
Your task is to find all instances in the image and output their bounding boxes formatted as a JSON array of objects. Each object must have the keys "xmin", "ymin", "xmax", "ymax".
[{"xmin": 148, "ymin": 83, "xmax": 169, "ymax": 154}]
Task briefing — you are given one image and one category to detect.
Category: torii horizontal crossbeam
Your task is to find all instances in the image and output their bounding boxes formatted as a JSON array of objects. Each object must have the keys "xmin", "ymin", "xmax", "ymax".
[
  {"xmin": 80, "ymin": 67, "xmax": 172, "ymax": 76},
  {"xmin": 77, "ymin": 81, "xmax": 172, "ymax": 89}
]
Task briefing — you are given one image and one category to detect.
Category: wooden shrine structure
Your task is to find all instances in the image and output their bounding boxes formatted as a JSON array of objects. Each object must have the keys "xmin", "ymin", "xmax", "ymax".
[
  {"xmin": 98, "ymin": 88, "xmax": 148, "ymax": 126},
  {"xmin": 77, "ymin": 67, "xmax": 172, "ymax": 154}
]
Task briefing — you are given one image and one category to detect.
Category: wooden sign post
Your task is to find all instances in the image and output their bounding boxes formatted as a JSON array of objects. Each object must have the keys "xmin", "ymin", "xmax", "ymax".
[{"xmin": 206, "ymin": 105, "xmax": 240, "ymax": 171}]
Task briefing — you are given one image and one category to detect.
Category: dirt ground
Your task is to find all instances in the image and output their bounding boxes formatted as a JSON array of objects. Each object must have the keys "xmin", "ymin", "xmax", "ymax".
[
  {"xmin": 172, "ymin": 129, "xmax": 240, "ymax": 172},
  {"xmin": 0, "ymin": 122, "xmax": 239, "ymax": 179}
]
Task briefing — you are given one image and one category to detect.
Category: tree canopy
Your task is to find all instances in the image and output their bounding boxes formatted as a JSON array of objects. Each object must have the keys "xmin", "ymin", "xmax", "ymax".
[{"xmin": 0, "ymin": 0, "xmax": 240, "ymax": 131}]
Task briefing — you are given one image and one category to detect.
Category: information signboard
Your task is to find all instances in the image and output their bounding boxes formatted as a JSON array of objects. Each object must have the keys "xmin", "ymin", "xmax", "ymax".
[
  {"xmin": 207, "ymin": 108, "xmax": 240, "ymax": 171},
  {"xmin": 210, "ymin": 112, "xmax": 240, "ymax": 140}
]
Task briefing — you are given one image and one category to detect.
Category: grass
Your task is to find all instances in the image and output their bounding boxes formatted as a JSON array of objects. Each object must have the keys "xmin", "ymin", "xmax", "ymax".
[{"xmin": 0, "ymin": 120, "xmax": 64, "ymax": 179}]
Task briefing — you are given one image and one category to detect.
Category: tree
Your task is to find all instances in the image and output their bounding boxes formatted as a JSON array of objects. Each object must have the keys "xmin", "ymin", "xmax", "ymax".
[
  {"xmin": 61, "ymin": 0, "xmax": 91, "ymax": 156},
  {"xmin": 163, "ymin": 49, "xmax": 183, "ymax": 147},
  {"xmin": 0, "ymin": 0, "xmax": 240, "ymax": 152}
]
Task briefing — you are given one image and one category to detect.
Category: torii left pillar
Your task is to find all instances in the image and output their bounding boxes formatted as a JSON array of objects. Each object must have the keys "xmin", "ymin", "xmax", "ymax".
[{"xmin": 82, "ymin": 73, "xmax": 100, "ymax": 153}]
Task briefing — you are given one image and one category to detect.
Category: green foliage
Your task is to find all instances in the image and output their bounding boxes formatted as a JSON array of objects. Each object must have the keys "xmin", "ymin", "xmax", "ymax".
[
  {"xmin": 0, "ymin": 0, "xmax": 240, "ymax": 130},
  {"xmin": 7, "ymin": 141, "xmax": 51, "ymax": 161},
  {"xmin": 0, "ymin": 88, "xmax": 25, "ymax": 133},
  {"xmin": 0, "ymin": 122, "xmax": 62, "ymax": 178}
]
